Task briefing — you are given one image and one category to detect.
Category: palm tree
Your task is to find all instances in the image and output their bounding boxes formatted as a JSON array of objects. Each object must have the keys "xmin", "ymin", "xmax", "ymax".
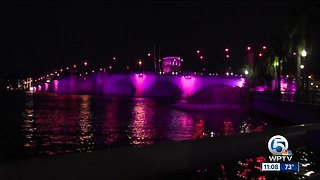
[{"xmin": 264, "ymin": 4, "xmax": 315, "ymax": 93}]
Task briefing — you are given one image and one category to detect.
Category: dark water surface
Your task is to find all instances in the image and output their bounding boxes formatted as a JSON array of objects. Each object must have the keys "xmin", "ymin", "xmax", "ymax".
[
  {"xmin": 1, "ymin": 93, "xmax": 319, "ymax": 179},
  {"xmin": 1, "ymin": 93, "xmax": 278, "ymax": 160}
]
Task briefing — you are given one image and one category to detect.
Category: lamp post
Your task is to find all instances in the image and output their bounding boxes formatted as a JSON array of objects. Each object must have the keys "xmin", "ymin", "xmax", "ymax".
[{"xmin": 297, "ymin": 49, "xmax": 307, "ymax": 93}]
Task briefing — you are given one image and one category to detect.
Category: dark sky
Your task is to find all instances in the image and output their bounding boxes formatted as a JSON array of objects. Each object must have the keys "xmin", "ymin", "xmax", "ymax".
[{"xmin": 2, "ymin": 1, "xmax": 320, "ymax": 78}]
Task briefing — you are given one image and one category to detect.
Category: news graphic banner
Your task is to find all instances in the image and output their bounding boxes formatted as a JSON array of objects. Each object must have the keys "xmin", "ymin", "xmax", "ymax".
[{"xmin": 261, "ymin": 135, "xmax": 299, "ymax": 172}]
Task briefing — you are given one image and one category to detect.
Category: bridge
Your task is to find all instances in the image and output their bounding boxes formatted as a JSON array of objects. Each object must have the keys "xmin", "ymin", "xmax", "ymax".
[{"xmin": 33, "ymin": 73, "xmax": 245, "ymax": 97}]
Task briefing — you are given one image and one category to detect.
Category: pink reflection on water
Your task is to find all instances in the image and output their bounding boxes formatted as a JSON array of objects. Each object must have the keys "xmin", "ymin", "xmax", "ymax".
[
  {"xmin": 221, "ymin": 120, "xmax": 234, "ymax": 135},
  {"xmin": 129, "ymin": 100, "xmax": 155, "ymax": 145},
  {"xmin": 104, "ymin": 101, "xmax": 120, "ymax": 145},
  {"xmin": 167, "ymin": 111, "xmax": 194, "ymax": 141},
  {"xmin": 78, "ymin": 95, "xmax": 94, "ymax": 152},
  {"xmin": 193, "ymin": 115, "xmax": 207, "ymax": 139},
  {"xmin": 22, "ymin": 107, "xmax": 36, "ymax": 148},
  {"xmin": 240, "ymin": 118, "xmax": 268, "ymax": 134},
  {"xmin": 237, "ymin": 155, "xmax": 267, "ymax": 179}
]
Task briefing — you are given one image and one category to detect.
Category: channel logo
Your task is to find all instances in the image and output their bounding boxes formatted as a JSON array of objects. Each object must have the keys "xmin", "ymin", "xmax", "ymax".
[
  {"xmin": 282, "ymin": 150, "xmax": 293, "ymax": 156},
  {"xmin": 268, "ymin": 135, "xmax": 293, "ymax": 162}
]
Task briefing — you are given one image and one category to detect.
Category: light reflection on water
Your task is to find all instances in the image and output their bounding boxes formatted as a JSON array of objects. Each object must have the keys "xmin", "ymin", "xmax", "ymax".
[
  {"xmin": 185, "ymin": 147, "xmax": 320, "ymax": 179},
  {"xmin": 19, "ymin": 95, "xmax": 273, "ymax": 157},
  {"xmin": 2, "ymin": 94, "xmax": 318, "ymax": 178}
]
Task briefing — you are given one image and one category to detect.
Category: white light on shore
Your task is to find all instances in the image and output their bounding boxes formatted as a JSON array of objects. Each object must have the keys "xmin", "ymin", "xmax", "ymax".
[{"xmin": 301, "ymin": 50, "xmax": 307, "ymax": 57}]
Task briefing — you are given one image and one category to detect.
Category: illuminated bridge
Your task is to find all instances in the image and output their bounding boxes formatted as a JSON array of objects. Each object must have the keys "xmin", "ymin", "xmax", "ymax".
[{"xmin": 33, "ymin": 73, "xmax": 245, "ymax": 97}]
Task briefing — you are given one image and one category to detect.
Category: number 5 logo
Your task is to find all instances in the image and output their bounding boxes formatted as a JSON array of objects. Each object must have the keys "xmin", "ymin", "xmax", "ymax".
[{"xmin": 268, "ymin": 135, "xmax": 288, "ymax": 155}]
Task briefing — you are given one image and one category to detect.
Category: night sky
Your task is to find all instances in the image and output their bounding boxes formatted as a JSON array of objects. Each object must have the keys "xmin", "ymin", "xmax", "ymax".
[{"xmin": 2, "ymin": 1, "xmax": 320, "ymax": 78}]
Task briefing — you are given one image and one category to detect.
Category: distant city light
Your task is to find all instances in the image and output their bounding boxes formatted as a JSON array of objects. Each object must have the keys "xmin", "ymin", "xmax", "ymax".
[
  {"xmin": 225, "ymin": 48, "xmax": 229, "ymax": 52},
  {"xmin": 263, "ymin": 46, "xmax": 267, "ymax": 49},
  {"xmin": 300, "ymin": 65, "xmax": 304, "ymax": 69},
  {"xmin": 113, "ymin": 57, "xmax": 116, "ymax": 60},
  {"xmin": 226, "ymin": 55, "xmax": 229, "ymax": 58},
  {"xmin": 138, "ymin": 60, "xmax": 142, "ymax": 65},
  {"xmin": 311, "ymin": 83, "xmax": 313, "ymax": 86},
  {"xmin": 196, "ymin": 50, "xmax": 200, "ymax": 54},
  {"xmin": 109, "ymin": 66, "xmax": 112, "ymax": 69},
  {"xmin": 247, "ymin": 46, "xmax": 251, "ymax": 51},
  {"xmin": 293, "ymin": 52, "xmax": 297, "ymax": 56},
  {"xmin": 147, "ymin": 53, "xmax": 151, "ymax": 57},
  {"xmin": 308, "ymin": 75, "xmax": 311, "ymax": 79},
  {"xmin": 259, "ymin": 53, "xmax": 262, "ymax": 57},
  {"xmin": 84, "ymin": 62, "xmax": 88, "ymax": 66},
  {"xmin": 73, "ymin": 65, "xmax": 77, "ymax": 68},
  {"xmin": 244, "ymin": 69, "xmax": 249, "ymax": 75},
  {"xmin": 66, "ymin": 67, "xmax": 69, "ymax": 70},
  {"xmin": 200, "ymin": 56, "xmax": 203, "ymax": 59}
]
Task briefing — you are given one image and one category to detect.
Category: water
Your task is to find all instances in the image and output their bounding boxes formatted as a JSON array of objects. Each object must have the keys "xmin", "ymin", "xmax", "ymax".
[
  {"xmin": 1, "ymin": 93, "xmax": 319, "ymax": 179},
  {"xmin": 1, "ymin": 93, "xmax": 279, "ymax": 160}
]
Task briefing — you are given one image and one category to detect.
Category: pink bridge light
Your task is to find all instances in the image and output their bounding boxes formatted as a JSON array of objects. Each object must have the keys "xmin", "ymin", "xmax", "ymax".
[
  {"xmin": 135, "ymin": 73, "xmax": 146, "ymax": 96},
  {"xmin": 45, "ymin": 83, "xmax": 49, "ymax": 91},
  {"xmin": 54, "ymin": 80, "xmax": 59, "ymax": 92},
  {"xmin": 181, "ymin": 76, "xmax": 196, "ymax": 97},
  {"xmin": 238, "ymin": 78, "xmax": 246, "ymax": 88}
]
